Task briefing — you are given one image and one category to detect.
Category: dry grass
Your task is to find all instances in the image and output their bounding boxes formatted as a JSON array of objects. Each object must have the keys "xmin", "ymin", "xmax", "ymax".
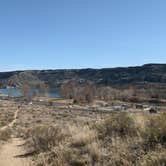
[
  {"xmin": 0, "ymin": 112, "xmax": 13, "ymax": 127},
  {"xmin": 140, "ymin": 149, "xmax": 166, "ymax": 166},
  {"xmin": 25, "ymin": 125, "xmax": 67, "ymax": 153},
  {"xmin": 70, "ymin": 125, "xmax": 97, "ymax": 147},
  {"xmin": 0, "ymin": 105, "xmax": 15, "ymax": 128},
  {"xmin": 96, "ymin": 112, "xmax": 139, "ymax": 140},
  {"xmin": 141, "ymin": 112, "xmax": 166, "ymax": 150},
  {"xmin": 26, "ymin": 111, "xmax": 166, "ymax": 166},
  {"xmin": 26, "ymin": 124, "xmax": 101, "ymax": 166},
  {"xmin": 1, "ymin": 99, "xmax": 166, "ymax": 166},
  {"xmin": 0, "ymin": 128, "xmax": 12, "ymax": 141}
]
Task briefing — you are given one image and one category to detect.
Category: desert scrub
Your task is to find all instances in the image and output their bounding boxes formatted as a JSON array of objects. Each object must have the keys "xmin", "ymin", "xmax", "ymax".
[
  {"xmin": 140, "ymin": 149, "xmax": 166, "ymax": 166},
  {"xmin": 29, "ymin": 124, "xmax": 102, "ymax": 166},
  {"xmin": 0, "ymin": 128, "xmax": 12, "ymax": 141},
  {"xmin": 25, "ymin": 112, "xmax": 166, "ymax": 166},
  {"xmin": 96, "ymin": 112, "xmax": 138, "ymax": 140},
  {"xmin": 67, "ymin": 126, "xmax": 101, "ymax": 166},
  {"xmin": 0, "ymin": 111, "xmax": 14, "ymax": 127},
  {"xmin": 27, "ymin": 125, "xmax": 67, "ymax": 153},
  {"xmin": 142, "ymin": 112, "xmax": 166, "ymax": 150},
  {"xmin": 70, "ymin": 125, "xmax": 97, "ymax": 147}
]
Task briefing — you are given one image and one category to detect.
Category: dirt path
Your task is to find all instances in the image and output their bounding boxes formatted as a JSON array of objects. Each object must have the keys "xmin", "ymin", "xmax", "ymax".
[
  {"xmin": 0, "ymin": 108, "xmax": 20, "ymax": 131},
  {"xmin": 0, "ymin": 138, "xmax": 31, "ymax": 166},
  {"xmin": 0, "ymin": 108, "xmax": 32, "ymax": 166}
]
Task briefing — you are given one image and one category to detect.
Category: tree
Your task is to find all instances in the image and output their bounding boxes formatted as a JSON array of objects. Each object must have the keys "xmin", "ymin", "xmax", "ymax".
[
  {"xmin": 38, "ymin": 82, "xmax": 49, "ymax": 97},
  {"xmin": 97, "ymin": 86, "xmax": 120, "ymax": 101},
  {"xmin": 60, "ymin": 80, "xmax": 76, "ymax": 99},
  {"xmin": 21, "ymin": 84, "xmax": 32, "ymax": 102},
  {"xmin": 21, "ymin": 81, "xmax": 49, "ymax": 102},
  {"xmin": 60, "ymin": 80, "xmax": 96, "ymax": 104}
]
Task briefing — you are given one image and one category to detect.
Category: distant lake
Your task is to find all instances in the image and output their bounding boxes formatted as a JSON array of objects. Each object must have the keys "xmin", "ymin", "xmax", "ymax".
[{"xmin": 0, "ymin": 88, "xmax": 60, "ymax": 98}]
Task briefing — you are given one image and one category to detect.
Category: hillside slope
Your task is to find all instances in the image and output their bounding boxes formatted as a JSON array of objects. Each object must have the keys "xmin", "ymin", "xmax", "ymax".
[{"xmin": 0, "ymin": 64, "xmax": 166, "ymax": 89}]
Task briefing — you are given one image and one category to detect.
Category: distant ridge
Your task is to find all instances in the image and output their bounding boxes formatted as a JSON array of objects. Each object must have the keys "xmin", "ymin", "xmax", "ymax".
[{"xmin": 0, "ymin": 64, "xmax": 166, "ymax": 89}]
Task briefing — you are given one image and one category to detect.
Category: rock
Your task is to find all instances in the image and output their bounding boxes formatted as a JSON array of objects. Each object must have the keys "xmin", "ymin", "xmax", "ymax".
[
  {"xmin": 144, "ymin": 107, "xmax": 158, "ymax": 113},
  {"xmin": 149, "ymin": 107, "xmax": 158, "ymax": 113},
  {"xmin": 135, "ymin": 104, "xmax": 143, "ymax": 109}
]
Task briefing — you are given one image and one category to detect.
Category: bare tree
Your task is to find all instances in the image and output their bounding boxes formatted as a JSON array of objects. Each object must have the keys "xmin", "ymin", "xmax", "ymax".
[
  {"xmin": 38, "ymin": 82, "xmax": 49, "ymax": 97},
  {"xmin": 97, "ymin": 86, "xmax": 121, "ymax": 101},
  {"xmin": 60, "ymin": 80, "xmax": 96, "ymax": 104},
  {"xmin": 60, "ymin": 80, "xmax": 76, "ymax": 99},
  {"xmin": 21, "ymin": 84, "xmax": 32, "ymax": 102}
]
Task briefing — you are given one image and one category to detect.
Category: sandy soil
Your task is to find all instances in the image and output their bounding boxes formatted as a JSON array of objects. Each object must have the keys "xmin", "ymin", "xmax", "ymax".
[{"xmin": 0, "ymin": 138, "xmax": 31, "ymax": 166}]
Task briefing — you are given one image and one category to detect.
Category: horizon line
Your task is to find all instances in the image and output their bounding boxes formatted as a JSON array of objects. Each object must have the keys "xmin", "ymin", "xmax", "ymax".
[{"xmin": 0, "ymin": 63, "xmax": 165, "ymax": 73}]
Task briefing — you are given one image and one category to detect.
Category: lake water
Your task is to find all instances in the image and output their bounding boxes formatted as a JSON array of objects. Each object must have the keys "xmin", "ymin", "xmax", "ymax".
[{"xmin": 0, "ymin": 88, "xmax": 60, "ymax": 98}]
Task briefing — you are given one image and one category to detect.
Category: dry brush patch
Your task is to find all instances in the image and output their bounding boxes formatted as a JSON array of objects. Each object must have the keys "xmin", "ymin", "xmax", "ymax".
[
  {"xmin": 96, "ymin": 112, "xmax": 139, "ymax": 140},
  {"xmin": 0, "ymin": 128, "xmax": 12, "ymax": 142},
  {"xmin": 0, "ymin": 102, "xmax": 16, "ymax": 128},
  {"xmin": 141, "ymin": 112, "xmax": 166, "ymax": 150},
  {"xmin": 3, "ymin": 99, "xmax": 165, "ymax": 166},
  {"xmin": 26, "ymin": 125, "xmax": 67, "ymax": 153},
  {"xmin": 25, "ymin": 124, "xmax": 102, "ymax": 166},
  {"xmin": 139, "ymin": 149, "xmax": 166, "ymax": 166}
]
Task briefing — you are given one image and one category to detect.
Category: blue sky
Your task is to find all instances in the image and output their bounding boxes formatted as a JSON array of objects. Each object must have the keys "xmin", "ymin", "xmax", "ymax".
[{"xmin": 0, "ymin": 0, "xmax": 166, "ymax": 71}]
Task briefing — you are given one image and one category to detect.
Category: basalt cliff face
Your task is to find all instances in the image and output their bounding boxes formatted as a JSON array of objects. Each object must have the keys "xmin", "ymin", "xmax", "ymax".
[{"xmin": 0, "ymin": 64, "xmax": 166, "ymax": 89}]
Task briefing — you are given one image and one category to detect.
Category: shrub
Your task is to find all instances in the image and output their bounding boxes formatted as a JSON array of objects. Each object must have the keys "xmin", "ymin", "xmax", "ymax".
[
  {"xmin": 0, "ymin": 128, "xmax": 12, "ymax": 141},
  {"xmin": 28, "ymin": 125, "xmax": 66, "ymax": 153},
  {"xmin": 70, "ymin": 126, "xmax": 97, "ymax": 148},
  {"xmin": 30, "ymin": 125, "xmax": 101, "ymax": 166},
  {"xmin": 142, "ymin": 113, "xmax": 166, "ymax": 150},
  {"xmin": 97, "ymin": 112, "xmax": 138, "ymax": 139},
  {"xmin": 140, "ymin": 150, "xmax": 166, "ymax": 166}
]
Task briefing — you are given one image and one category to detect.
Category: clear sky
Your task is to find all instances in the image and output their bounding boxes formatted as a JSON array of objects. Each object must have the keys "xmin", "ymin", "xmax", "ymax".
[{"xmin": 0, "ymin": 0, "xmax": 166, "ymax": 71}]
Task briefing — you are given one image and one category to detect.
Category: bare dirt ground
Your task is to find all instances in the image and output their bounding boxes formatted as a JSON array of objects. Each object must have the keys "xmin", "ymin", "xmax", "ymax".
[{"xmin": 0, "ymin": 138, "xmax": 31, "ymax": 166}]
